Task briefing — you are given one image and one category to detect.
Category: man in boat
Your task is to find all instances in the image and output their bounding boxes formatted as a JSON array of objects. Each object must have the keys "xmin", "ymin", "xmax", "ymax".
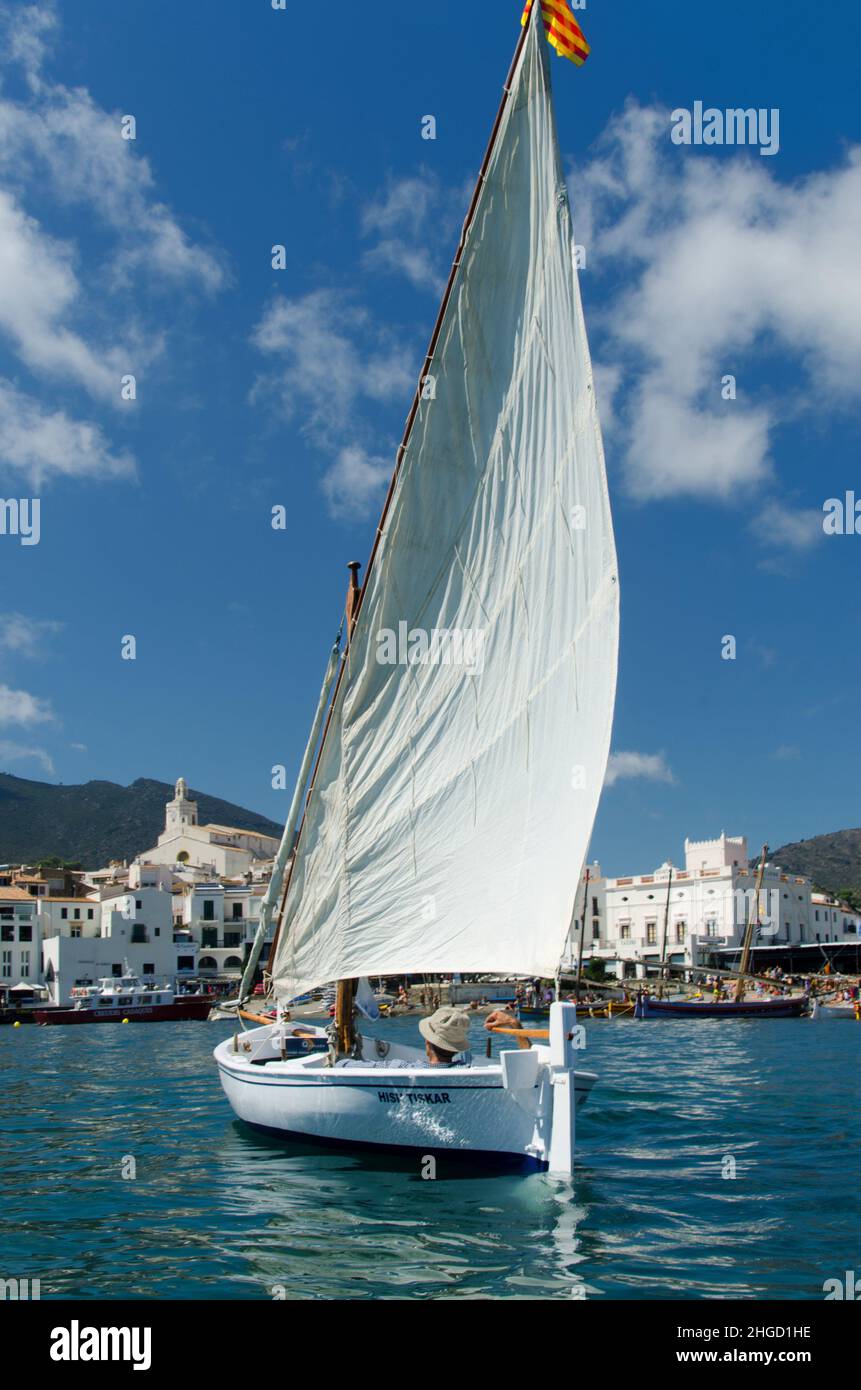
[
  {"xmin": 419, "ymin": 1007, "xmax": 471, "ymax": 1065},
  {"xmin": 333, "ymin": 1007, "xmax": 472, "ymax": 1068}
]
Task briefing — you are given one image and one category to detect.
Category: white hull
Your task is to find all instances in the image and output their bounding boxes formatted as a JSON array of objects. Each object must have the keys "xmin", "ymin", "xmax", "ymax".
[
  {"xmin": 810, "ymin": 1000, "xmax": 860, "ymax": 1020},
  {"xmin": 214, "ymin": 1004, "xmax": 595, "ymax": 1171}
]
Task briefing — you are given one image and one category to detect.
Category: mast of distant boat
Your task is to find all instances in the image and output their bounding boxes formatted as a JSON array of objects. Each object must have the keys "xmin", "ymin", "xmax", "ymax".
[
  {"xmin": 734, "ymin": 843, "xmax": 768, "ymax": 1001},
  {"xmin": 573, "ymin": 866, "xmax": 591, "ymax": 998},
  {"xmin": 657, "ymin": 864, "xmax": 674, "ymax": 998}
]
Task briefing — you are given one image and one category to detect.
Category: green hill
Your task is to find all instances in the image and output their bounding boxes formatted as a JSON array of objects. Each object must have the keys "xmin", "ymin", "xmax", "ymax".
[
  {"xmin": 0, "ymin": 773, "xmax": 282, "ymax": 869},
  {"xmin": 771, "ymin": 828, "xmax": 861, "ymax": 902}
]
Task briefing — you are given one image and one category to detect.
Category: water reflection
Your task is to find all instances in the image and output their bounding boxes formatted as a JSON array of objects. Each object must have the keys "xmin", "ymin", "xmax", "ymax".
[{"xmin": 0, "ymin": 1014, "xmax": 857, "ymax": 1298}]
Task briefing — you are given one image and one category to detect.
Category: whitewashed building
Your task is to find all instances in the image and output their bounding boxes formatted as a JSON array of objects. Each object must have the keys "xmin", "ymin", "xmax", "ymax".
[
  {"xmin": 587, "ymin": 833, "xmax": 860, "ymax": 978},
  {"xmin": 140, "ymin": 778, "xmax": 279, "ymax": 877},
  {"xmin": 0, "ymin": 886, "xmax": 40, "ymax": 986},
  {"xmin": 40, "ymin": 881, "xmax": 195, "ymax": 1005},
  {"xmin": 175, "ymin": 881, "xmax": 270, "ymax": 982}
]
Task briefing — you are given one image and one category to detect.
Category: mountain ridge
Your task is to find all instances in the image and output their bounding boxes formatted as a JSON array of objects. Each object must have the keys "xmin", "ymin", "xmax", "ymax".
[
  {"xmin": 0, "ymin": 773, "xmax": 282, "ymax": 868},
  {"xmin": 771, "ymin": 827, "xmax": 861, "ymax": 899}
]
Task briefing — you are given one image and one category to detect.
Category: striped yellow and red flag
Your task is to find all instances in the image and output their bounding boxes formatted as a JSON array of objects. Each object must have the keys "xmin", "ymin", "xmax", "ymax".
[{"xmin": 521, "ymin": 0, "xmax": 590, "ymax": 66}]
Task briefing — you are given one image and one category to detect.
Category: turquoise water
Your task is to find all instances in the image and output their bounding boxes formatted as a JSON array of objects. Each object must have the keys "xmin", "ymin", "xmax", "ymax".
[{"xmin": 2, "ymin": 1013, "xmax": 858, "ymax": 1299}]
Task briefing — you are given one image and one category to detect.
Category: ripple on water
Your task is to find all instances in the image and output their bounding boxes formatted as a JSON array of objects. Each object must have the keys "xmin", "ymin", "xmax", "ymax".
[{"xmin": 0, "ymin": 1015, "xmax": 858, "ymax": 1298}]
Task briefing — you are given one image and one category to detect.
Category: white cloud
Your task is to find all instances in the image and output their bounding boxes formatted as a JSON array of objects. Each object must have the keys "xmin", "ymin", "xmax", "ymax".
[
  {"xmin": 572, "ymin": 102, "xmax": 861, "ymax": 505},
  {"xmin": 0, "ymin": 380, "xmax": 135, "ymax": 487},
  {"xmin": 0, "ymin": 2, "xmax": 223, "ymax": 496},
  {"xmin": 772, "ymin": 744, "xmax": 801, "ymax": 761},
  {"xmin": 0, "ymin": 191, "xmax": 127, "ymax": 399},
  {"xmin": 0, "ymin": 4, "xmax": 56, "ymax": 84},
  {"xmin": 753, "ymin": 500, "xmax": 824, "ymax": 552},
  {"xmin": 605, "ymin": 750, "xmax": 675, "ymax": 788},
  {"xmin": 361, "ymin": 172, "xmax": 465, "ymax": 295},
  {"xmin": 0, "ymin": 612, "xmax": 62, "ymax": 658},
  {"xmin": 0, "ymin": 739, "xmax": 54, "ymax": 774},
  {"xmin": 0, "ymin": 6, "xmax": 224, "ymax": 294},
  {"xmin": 251, "ymin": 289, "xmax": 414, "ymax": 444},
  {"xmin": 0, "ymin": 683, "xmax": 54, "ymax": 726},
  {"xmin": 321, "ymin": 446, "xmax": 391, "ymax": 522}
]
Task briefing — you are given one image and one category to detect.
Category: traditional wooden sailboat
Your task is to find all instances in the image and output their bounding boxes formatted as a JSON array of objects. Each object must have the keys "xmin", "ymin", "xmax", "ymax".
[{"xmin": 214, "ymin": 3, "xmax": 619, "ymax": 1171}]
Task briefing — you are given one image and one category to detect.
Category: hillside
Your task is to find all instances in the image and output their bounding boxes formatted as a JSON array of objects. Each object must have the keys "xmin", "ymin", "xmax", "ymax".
[
  {"xmin": 0, "ymin": 773, "xmax": 282, "ymax": 869},
  {"xmin": 771, "ymin": 828, "xmax": 861, "ymax": 899}
]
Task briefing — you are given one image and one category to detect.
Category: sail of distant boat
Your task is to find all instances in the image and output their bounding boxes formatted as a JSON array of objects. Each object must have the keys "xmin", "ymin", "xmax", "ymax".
[{"xmin": 269, "ymin": 4, "xmax": 619, "ymax": 1002}]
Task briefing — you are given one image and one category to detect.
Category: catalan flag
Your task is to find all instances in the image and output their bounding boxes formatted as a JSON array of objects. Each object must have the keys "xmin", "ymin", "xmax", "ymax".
[{"xmin": 522, "ymin": 0, "xmax": 590, "ymax": 66}]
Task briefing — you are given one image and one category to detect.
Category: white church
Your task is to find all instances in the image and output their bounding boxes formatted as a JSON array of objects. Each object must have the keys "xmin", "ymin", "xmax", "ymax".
[{"xmin": 140, "ymin": 778, "xmax": 280, "ymax": 877}]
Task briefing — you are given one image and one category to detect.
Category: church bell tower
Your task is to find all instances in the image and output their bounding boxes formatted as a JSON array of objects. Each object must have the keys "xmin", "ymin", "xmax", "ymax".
[{"xmin": 165, "ymin": 776, "xmax": 198, "ymax": 833}]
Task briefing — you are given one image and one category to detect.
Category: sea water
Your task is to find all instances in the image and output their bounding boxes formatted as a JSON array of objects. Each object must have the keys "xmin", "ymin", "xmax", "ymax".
[{"xmin": 1, "ymin": 1013, "xmax": 858, "ymax": 1299}]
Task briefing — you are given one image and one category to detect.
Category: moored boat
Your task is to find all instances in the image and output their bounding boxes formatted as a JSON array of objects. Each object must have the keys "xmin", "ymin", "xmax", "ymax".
[
  {"xmin": 35, "ymin": 973, "xmax": 214, "ymax": 1025},
  {"xmin": 809, "ymin": 997, "xmax": 861, "ymax": 1020},
  {"xmin": 634, "ymin": 992, "xmax": 807, "ymax": 1019}
]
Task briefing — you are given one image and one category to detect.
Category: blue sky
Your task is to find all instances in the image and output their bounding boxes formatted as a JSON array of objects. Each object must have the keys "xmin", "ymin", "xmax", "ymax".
[{"xmin": 0, "ymin": 0, "xmax": 859, "ymax": 876}]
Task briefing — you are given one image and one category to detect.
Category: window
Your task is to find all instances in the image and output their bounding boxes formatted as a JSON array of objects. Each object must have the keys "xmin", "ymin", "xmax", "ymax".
[
  {"xmin": 154, "ymin": 928, "xmax": 160, "ymax": 937},
  {"xmin": 675, "ymin": 921, "xmax": 686, "ymax": 943},
  {"xmin": 201, "ymin": 927, "xmax": 217, "ymax": 947},
  {"xmin": 70, "ymin": 925, "xmax": 82, "ymax": 939},
  {"xmin": 815, "ymin": 910, "xmax": 819, "ymax": 921},
  {"xmin": 202, "ymin": 900, "xmax": 215, "ymax": 921},
  {"xmin": 620, "ymin": 923, "xmax": 631, "ymax": 940},
  {"xmin": 177, "ymin": 956, "xmax": 195, "ymax": 971},
  {"xmin": 131, "ymin": 926, "xmax": 148, "ymax": 944},
  {"xmin": 61, "ymin": 908, "xmax": 68, "ymax": 920},
  {"xmin": 706, "ymin": 920, "xmax": 717, "ymax": 938},
  {"xmin": 646, "ymin": 923, "xmax": 657, "ymax": 945},
  {"xmin": 1, "ymin": 924, "xmax": 13, "ymax": 943},
  {"xmin": 223, "ymin": 931, "xmax": 242, "ymax": 948},
  {"xmin": 1, "ymin": 950, "xmax": 11, "ymax": 978},
  {"xmin": 591, "ymin": 897, "xmax": 599, "ymax": 918},
  {"xmin": 591, "ymin": 919, "xmax": 600, "ymax": 940},
  {"xmin": 136, "ymin": 900, "xmax": 142, "ymax": 910},
  {"xmin": 19, "ymin": 924, "xmax": 32, "ymax": 942},
  {"xmin": 20, "ymin": 951, "xmax": 30, "ymax": 977},
  {"xmin": 87, "ymin": 909, "xmax": 94, "ymax": 920},
  {"xmin": 73, "ymin": 909, "xmax": 80, "ymax": 920},
  {"xmin": 143, "ymin": 963, "xmax": 155, "ymax": 975},
  {"xmin": 112, "ymin": 964, "xmax": 123, "ymax": 978}
]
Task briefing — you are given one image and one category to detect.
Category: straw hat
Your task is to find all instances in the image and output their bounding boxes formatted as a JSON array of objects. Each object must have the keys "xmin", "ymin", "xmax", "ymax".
[{"xmin": 419, "ymin": 1006, "xmax": 470, "ymax": 1055}]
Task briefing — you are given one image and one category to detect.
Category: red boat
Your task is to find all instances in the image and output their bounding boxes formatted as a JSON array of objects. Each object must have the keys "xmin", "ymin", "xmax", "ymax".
[{"xmin": 35, "ymin": 972, "xmax": 215, "ymax": 1025}]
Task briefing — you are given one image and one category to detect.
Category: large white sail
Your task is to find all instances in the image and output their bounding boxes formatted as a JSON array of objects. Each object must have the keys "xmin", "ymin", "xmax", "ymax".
[{"xmin": 271, "ymin": 13, "xmax": 618, "ymax": 999}]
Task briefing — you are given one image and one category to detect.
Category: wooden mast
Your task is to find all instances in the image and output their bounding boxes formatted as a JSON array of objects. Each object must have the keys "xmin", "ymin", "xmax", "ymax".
[
  {"xmin": 574, "ymin": 866, "xmax": 591, "ymax": 999},
  {"xmin": 734, "ymin": 843, "xmax": 768, "ymax": 1001},
  {"xmin": 264, "ymin": 7, "xmax": 537, "ymax": 1004},
  {"xmin": 657, "ymin": 864, "xmax": 674, "ymax": 998},
  {"xmin": 333, "ymin": 563, "xmax": 362, "ymax": 1055}
]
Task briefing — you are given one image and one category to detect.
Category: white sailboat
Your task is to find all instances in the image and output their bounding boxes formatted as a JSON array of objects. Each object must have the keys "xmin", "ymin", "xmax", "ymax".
[{"xmin": 214, "ymin": 3, "xmax": 619, "ymax": 1173}]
